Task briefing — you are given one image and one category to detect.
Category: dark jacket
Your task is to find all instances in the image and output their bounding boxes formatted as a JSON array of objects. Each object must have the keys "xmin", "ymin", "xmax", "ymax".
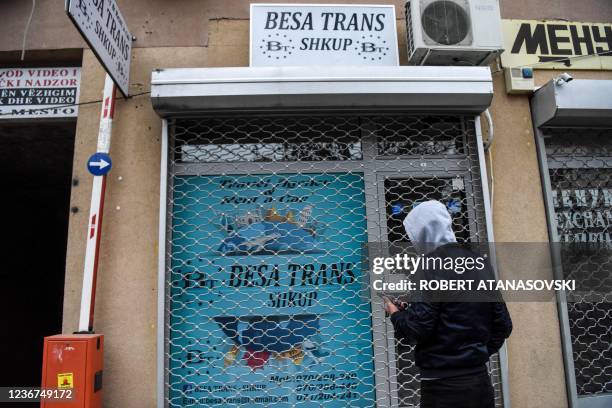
[{"xmin": 390, "ymin": 244, "xmax": 513, "ymax": 379}]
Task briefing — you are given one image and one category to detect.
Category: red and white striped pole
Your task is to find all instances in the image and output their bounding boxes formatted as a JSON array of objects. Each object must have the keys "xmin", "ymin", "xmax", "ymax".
[{"xmin": 78, "ymin": 74, "xmax": 116, "ymax": 333}]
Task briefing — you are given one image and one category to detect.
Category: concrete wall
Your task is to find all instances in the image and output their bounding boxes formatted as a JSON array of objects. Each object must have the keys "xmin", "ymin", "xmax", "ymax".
[
  {"xmin": 0, "ymin": 0, "xmax": 407, "ymax": 52},
  {"xmin": 1, "ymin": 0, "xmax": 610, "ymax": 53},
  {"xmin": 1, "ymin": 0, "xmax": 610, "ymax": 407},
  {"xmin": 64, "ymin": 23, "xmax": 612, "ymax": 408},
  {"xmin": 62, "ymin": 16, "xmax": 398, "ymax": 407},
  {"xmin": 63, "ymin": 46, "xmax": 211, "ymax": 406},
  {"xmin": 486, "ymin": 68, "xmax": 566, "ymax": 407},
  {"xmin": 487, "ymin": 67, "xmax": 612, "ymax": 408}
]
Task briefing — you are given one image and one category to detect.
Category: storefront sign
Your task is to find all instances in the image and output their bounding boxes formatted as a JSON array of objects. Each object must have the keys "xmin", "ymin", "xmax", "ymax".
[
  {"xmin": 552, "ymin": 170, "xmax": 612, "ymax": 243},
  {"xmin": 250, "ymin": 4, "xmax": 398, "ymax": 66},
  {"xmin": 0, "ymin": 67, "xmax": 81, "ymax": 119},
  {"xmin": 170, "ymin": 173, "xmax": 375, "ymax": 405},
  {"xmin": 66, "ymin": 0, "xmax": 132, "ymax": 95},
  {"xmin": 501, "ymin": 19, "xmax": 612, "ymax": 70}
]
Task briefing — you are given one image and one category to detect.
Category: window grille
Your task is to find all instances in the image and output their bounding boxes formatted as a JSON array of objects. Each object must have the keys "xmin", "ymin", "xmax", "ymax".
[
  {"xmin": 543, "ymin": 129, "xmax": 612, "ymax": 398},
  {"xmin": 163, "ymin": 114, "xmax": 503, "ymax": 407}
]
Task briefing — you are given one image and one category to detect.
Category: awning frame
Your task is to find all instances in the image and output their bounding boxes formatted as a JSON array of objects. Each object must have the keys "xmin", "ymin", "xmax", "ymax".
[
  {"xmin": 531, "ymin": 79, "xmax": 612, "ymax": 129},
  {"xmin": 150, "ymin": 66, "xmax": 494, "ymax": 116}
]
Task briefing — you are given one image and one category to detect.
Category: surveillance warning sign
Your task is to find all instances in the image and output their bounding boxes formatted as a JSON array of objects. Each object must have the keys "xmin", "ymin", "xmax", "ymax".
[
  {"xmin": 250, "ymin": 4, "xmax": 399, "ymax": 67},
  {"xmin": 0, "ymin": 67, "xmax": 81, "ymax": 120}
]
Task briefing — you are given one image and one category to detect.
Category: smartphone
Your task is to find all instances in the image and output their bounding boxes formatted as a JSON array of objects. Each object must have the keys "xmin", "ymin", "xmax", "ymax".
[{"xmin": 376, "ymin": 292, "xmax": 408, "ymax": 311}]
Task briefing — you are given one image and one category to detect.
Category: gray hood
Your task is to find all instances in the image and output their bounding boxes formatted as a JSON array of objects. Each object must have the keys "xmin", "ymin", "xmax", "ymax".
[{"xmin": 402, "ymin": 200, "xmax": 457, "ymax": 254}]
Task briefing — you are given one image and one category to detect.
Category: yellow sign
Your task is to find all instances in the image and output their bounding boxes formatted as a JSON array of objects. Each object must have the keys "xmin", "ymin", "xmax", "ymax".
[
  {"xmin": 57, "ymin": 372, "xmax": 74, "ymax": 389},
  {"xmin": 501, "ymin": 19, "xmax": 612, "ymax": 70}
]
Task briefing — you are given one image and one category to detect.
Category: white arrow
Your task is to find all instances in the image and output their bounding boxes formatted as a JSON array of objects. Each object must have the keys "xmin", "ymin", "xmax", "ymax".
[{"xmin": 90, "ymin": 158, "xmax": 110, "ymax": 169}]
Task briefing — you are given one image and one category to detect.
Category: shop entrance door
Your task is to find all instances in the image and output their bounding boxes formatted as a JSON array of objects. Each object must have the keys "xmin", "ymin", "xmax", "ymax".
[
  {"xmin": 373, "ymin": 130, "xmax": 498, "ymax": 407},
  {"xmin": 163, "ymin": 114, "xmax": 505, "ymax": 407}
]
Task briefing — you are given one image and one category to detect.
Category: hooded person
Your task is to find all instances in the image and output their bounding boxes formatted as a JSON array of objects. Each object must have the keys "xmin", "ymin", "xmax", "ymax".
[
  {"xmin": 402, "ymin": 200, "xmax": 457, "ymax": 254},
  {"xmin": 385, "ymin": 200, "xmax": 512, "ymax": 408}
]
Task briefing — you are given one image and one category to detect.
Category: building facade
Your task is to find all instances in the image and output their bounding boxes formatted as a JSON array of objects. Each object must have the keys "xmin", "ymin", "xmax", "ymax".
[{"xmin": 0, "ymin": 1, "xmax": 611, "ymax": 407}]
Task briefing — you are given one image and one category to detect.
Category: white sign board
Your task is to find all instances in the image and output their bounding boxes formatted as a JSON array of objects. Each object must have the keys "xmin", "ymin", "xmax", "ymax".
[
  {"xmin": 250, "ymin": 4, "xmax": 399, "ymax": 66},
  {"xmin": 0, "ymin": 67, "xmax": 81, "ymax": 120},
  {"xmin": 66, "ymin": 0, "xmax": 132, "ymax": 96}
]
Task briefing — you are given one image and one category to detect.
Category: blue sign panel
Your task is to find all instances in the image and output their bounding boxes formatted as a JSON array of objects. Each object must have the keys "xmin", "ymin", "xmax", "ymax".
[
  {"xmin": 87, "ymin": 152, "xmax": 112, "ymax": 176},
  {"xmin": 169, "ymin": 173, "xmax": 375, "ymax": 407}
]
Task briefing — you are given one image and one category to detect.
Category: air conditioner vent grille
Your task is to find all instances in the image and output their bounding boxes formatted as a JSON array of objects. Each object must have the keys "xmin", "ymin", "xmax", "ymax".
[
  {"xmin": 421, "ymin": 0, "xmax": 471, "ymax": 46},
  {"xmin": 406, "ymin": 2, "xmax": 415, "ymax": 58}
]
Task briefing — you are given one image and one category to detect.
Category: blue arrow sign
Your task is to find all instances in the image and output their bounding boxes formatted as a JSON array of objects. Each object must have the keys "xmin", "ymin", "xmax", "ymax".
[{"xmin": 87, "ymin": 152, "xmax": 112, "ymax": 176}]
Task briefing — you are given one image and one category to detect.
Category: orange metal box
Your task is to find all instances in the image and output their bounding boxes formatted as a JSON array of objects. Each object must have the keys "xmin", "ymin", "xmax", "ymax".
[{"xmin": 40, "ymin": 334, "xmax": 103, "ymax": 408}]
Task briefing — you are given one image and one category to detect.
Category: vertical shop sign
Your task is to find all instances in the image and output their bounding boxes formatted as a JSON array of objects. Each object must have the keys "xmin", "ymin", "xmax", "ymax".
[
  {"xmin": 169, "ymin": 173, "xmax": 375, "ymax": 406},
  {"xmin": 66, "ymin": 0, "xmax": 132, "ymax": 95}
]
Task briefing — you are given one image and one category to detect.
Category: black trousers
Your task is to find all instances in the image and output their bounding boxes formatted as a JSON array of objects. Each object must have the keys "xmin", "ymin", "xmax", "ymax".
[{"xmin": 420, "ymin": 371, "xmax": 495, "ymax": 408}]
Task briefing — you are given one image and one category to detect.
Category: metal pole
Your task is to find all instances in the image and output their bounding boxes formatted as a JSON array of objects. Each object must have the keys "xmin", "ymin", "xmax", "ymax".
[
  {"xmin": 475, "ymin": 116, "xmax": 512, "ymax": 408},
  {"xmin": 157, "ymin": 119, "xmax": 168, "ymax": 408},
  {"xmin": 78, "ymin": 74, "xmax": 117, "ymax": 332}
]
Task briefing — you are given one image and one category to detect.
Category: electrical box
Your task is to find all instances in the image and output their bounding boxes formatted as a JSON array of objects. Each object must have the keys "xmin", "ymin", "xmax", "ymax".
[
  {"xmin": 41, "ymin": 334, "xmax": 103, "ymax": 408},
  {"xmin": 504, "ymin": 67, "xmax": 535, "ymax": 94}
]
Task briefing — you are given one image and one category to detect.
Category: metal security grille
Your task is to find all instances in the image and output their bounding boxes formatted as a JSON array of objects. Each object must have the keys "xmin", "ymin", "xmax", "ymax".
[
  {"xmin": 164, "ymin": 114, "xmax": 503, "ymax": 407},
  {"xmin": 543, "ymin": 129, "xmax": 612, "ymax": 398}
]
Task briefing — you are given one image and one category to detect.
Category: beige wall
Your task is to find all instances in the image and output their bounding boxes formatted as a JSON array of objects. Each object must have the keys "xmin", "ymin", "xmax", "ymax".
[
  {"xmin": 63, "ymin": 17, "xmax": 398, "ymax": 407},
  {"xmin": 1, "ymin": 0, "xmax": 609, "ymax": 55},
  {"xmin": 487, "ymin": 69, "xmax": 564, "ymax": 408},
  {"xmin": 502, "ymin": 0, "xmax": 612, "ymax": 23},
  {"xmin": 64, "ymin": 20, "xmax": 612, "ymax": 408},
  {"xmin": 486, "ymin": 67, "xmax": 612, "ymax": 408},
  {"xmin": 0, "ymin": 0, "xmax": 608, "ymax": 407},
  {"xmin": 0, "ymin": 0, "xmax": 407, "ymax": 53},
  {"xmin": 63, "ymin": 46, "xmax": 209, "ymax": 406}
]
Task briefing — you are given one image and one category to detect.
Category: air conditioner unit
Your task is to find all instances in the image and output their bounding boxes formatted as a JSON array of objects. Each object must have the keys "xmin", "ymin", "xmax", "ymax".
[{"xmin": 406, "ymin": 0, "xmax": 503, "ymax": 66}]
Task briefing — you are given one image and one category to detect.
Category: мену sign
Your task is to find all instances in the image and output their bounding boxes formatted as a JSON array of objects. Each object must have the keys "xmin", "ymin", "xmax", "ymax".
[
  {"xmin": 501, "ymin": 19, "xmax": 612, "ymax": 70},
  {"xmin": 250, "ymin": 4, "xmax": 398, "ymax": 66},
  {"xmin": 0, "ymin": 67, "xmax": 81, "ymax": 120},
  {"xmin": 66, "ymin": 0, "xmax": 132, "ymax": 95}
]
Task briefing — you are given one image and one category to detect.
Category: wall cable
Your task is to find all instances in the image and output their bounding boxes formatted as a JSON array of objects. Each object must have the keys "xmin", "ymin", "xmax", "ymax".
[
  {"xmin": 0, "ymin": 90, "xmax": 151, "ymax": 117},
  {"xmin": 20, "ymin": 0, "xmax": 36, "ymax": 61}
]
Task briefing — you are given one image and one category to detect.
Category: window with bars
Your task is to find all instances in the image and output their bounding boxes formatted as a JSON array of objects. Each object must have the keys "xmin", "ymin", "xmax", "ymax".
[
  {"xmin": 163, "ymin": 114, "xmax": 502, "ymax": 407},
  {"xmin": 543, "ymin": 129, "xmax": 612, "ymax": 399}
]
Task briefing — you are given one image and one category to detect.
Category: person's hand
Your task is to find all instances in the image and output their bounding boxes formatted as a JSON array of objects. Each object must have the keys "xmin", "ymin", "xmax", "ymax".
[
  {"xmin": 383, "ymin": 296, "xmax": 399, "ymax": 315},
  {"xmin": 395, "ymin": 300, "xmax": 408, "ymax": 310}
]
